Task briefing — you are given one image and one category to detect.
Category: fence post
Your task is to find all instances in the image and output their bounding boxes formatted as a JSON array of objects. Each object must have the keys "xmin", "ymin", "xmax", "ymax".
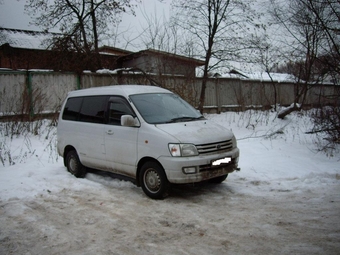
[
  {"xmin": 215, "ymin": 78, "xmax": 221, "ymax": 113},
  {"xmin": 26, "ymin": 71, "xmax": 34, "ymax": 118},
  {"xmin": 76, "ymin": 74, "xmax": 81, "ymax": 90}
]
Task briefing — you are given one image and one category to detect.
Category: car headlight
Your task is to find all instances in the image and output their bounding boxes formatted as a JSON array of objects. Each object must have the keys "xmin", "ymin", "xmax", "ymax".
[{"xmin": 168, "ymin": 143, "xmax": 198, "ymax": 157}]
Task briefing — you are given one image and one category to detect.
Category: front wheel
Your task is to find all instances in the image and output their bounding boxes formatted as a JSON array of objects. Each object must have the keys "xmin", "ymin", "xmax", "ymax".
[
  {"xmin": 65, "ymin": 150, "xmax": 86, "ymax": 178},
  {"xmin": 140, "ymin": 162, "xmax": 169, "ymax": 199}
]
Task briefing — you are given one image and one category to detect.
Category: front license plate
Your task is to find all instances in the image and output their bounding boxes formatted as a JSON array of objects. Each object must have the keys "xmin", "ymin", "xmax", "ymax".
[{"xmin": 212, "ymin": 157, "xmax": 231, "ymax": 166}]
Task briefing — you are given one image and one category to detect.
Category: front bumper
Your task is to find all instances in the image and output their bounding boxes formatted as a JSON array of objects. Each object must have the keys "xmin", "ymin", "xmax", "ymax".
[{"xmin": 158, "ymin": 147, "xmax": 240, "ymax": 184}]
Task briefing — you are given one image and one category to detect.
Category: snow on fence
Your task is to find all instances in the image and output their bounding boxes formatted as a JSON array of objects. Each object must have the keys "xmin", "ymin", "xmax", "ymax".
[{"xmin": 0, "ymin": 70, "xmax": 338, "ymax": 117}]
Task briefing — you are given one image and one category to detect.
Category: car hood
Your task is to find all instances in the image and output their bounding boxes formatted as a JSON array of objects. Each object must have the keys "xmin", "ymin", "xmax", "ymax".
[{"xmin": 155, "ymin": 120, "xmax": 233, "ymax": 144}]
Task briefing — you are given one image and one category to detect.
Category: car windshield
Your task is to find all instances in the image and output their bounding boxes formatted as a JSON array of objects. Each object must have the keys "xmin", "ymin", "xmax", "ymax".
[{"xmin": 129, "ymin": 93, "xmax": 204, "ymax": 124}]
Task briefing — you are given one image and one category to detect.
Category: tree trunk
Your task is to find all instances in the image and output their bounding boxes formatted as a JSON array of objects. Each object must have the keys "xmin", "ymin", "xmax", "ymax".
[
  {"xmin": 90, "ymin": 0, "xmax": 101, "ymax": 70},
  {"xmin": 198, "ymin": 38, "xmax": 213, "ymax": 113},
  {"xmin": 278, "ymin": 103, "xmax": 300, "ymax": 119},
  {"xmin": 198, "ymin": 70, "xmax": 209, "ymax": 113}
]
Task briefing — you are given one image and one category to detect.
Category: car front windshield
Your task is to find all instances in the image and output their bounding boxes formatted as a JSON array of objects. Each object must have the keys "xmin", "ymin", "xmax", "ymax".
[{"xmin": 129, "ymin": 93, "xmax": 204, "ymax": 124}]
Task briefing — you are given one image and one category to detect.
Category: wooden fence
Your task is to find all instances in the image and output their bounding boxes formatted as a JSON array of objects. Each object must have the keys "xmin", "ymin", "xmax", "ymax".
[{"xmin": 0, "ymin": 70, "xmax": 339, "ymax": 117}]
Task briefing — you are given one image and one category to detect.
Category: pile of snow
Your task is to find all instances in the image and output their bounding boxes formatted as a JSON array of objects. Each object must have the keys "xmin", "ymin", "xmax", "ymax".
[
  {"xmin": 244, "ymin": 72, "xmax": 296, "ymax": 82},
  {"xmin": 96, "ymin": 68, "xmax": 133, "ymax": 74},
  {"xmin": 222, "ymin": 70, "xmax": 297, "ymax": 82}
]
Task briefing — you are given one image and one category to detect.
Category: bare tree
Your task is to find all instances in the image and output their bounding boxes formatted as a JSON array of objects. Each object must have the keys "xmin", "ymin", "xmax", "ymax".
[
  {"xmin": 172, "ymin": 0, "xmax": 262, "ymax": 112},
  {"xmin": 270, "ymin": 0, "xmax": 340, "ymax": 118},
  {"xmin": 305, "ymin": 0, "xmax": 340, "ymax": 78},
  {"xmin": 270, "ymin": 0, "xmax": 340, "ymax": 147},
  {"xmin": 135, "ymin": 4, "xmax": 195, "ymax": 57},
  {"xmin": 251, "ymin": 31, "xmax": 282, "ymax": 111},
  {"xmin": 25, "ymin": 0, "xmax": 138, "ymax": 69}
]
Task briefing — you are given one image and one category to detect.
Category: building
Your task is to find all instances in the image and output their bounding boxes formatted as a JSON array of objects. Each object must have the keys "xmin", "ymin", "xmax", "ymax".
[
  {"xmin": 117, "ymin": 49, "xmax": 205, "ymax": 77},
  {"xmin": 0, "ymin": 27, "xmax": 204, "ymax": 76}
]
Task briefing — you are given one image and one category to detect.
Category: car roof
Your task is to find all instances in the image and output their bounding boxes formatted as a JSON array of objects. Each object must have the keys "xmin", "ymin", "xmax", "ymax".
[{"xmin": 67, "ymin": 85, "xmax": 171, "ymax": 98}]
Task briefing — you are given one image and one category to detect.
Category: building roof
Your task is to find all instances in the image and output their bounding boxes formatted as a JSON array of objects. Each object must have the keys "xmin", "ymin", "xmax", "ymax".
[
  {"xmin": 0, "ymin": 27, "xmax": 59, "ymax": 50},
  {"xmin": 228, "ymin": 69, "xmax": 297, "ymax": 82},
  {"xmin": 98, "ymin": 45, "xmax": 133, "ymax": 56},
  {"xmin": 118, "ymin": 49, "xmax": 205, "ymax": 66}
]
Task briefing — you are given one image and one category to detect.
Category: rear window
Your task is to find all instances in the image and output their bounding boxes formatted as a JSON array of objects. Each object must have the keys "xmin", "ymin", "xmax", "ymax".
[
  {"xmin": 62, "ymin": 96, "xmax": 108, "ymax": 123},
  {"xmin": 62, "ymin": 97, "xmax": 83, "ymax": 121}
]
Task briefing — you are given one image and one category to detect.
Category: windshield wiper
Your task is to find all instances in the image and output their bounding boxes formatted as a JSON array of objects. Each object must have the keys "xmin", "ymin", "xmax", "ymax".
[{"xmin": 167, "ymin": 116, "xmax": 205, "ymax": 123}]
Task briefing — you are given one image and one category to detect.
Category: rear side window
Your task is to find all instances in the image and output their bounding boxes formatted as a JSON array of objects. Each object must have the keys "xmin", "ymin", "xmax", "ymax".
[{"xmin": 62, "ymin": 97, "xmax": 83, "ymax": 121}]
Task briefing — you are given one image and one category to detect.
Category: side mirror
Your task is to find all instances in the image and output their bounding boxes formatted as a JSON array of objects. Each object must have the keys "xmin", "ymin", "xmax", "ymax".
[{"xmin": 121, "ymin": 115, "xmax": 140, "ymax": 127}]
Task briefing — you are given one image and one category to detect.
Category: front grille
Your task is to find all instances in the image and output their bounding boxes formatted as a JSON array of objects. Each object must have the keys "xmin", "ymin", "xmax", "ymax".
[{"xmin": 196, "ymin": 139, "xmax": 233, "ymax": 155}]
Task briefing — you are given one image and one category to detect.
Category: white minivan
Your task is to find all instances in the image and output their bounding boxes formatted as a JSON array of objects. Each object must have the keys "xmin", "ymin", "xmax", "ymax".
[{"xmin": 57, "ymin": 85, "xmax": 240, "ymax": 199}]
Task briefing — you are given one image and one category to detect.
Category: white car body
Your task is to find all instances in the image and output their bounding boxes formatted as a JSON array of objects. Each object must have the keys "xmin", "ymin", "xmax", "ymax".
[{"xmin": 57, "ymin": 85, "xmax": 240, "ymax": 198}]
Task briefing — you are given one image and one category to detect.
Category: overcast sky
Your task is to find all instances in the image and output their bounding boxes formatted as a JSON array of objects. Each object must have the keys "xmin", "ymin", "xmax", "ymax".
[
  {"xmin": 0, "ymin": 0, "xmax": 171, "ymax": 50},
  {"xmin": 0, "ymin": 0, "xmax": 33, "ymax": 30}
]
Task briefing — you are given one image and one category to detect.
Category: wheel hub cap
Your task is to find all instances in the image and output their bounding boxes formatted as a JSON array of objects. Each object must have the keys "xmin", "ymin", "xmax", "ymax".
[{"xmin": 145, "ymin": 169, "xmax": 161, "ymax": 192}]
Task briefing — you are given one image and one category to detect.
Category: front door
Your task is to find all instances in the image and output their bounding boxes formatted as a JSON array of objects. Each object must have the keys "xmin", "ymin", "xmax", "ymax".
[{"xmin": 104, "ymin": 96, "xmax": 139, "ymax": 178}]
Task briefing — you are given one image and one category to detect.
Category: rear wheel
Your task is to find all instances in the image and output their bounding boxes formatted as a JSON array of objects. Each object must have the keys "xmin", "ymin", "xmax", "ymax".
[
  {"xmin": 65, "ymin": 150, "xmax": 86, "ymax": 178},
  {"xmin": 140, "ymin": 162, "xmax": 169, "ymax": 199},
  {"xmin": 209, "ymin": 174, "xmax": 228, "ymax": 183}
]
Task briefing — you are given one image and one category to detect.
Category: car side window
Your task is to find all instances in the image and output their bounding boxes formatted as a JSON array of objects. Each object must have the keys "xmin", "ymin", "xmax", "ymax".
[
  {"xmin": 79, "ymin": 96, "xmax": 108, "ymax": 124},
  {"xmin": 62, "ymin": 97, "xmax": 83, "ymax": 121},
  {"xmin": 108, "ymin": 97, "xmax": 134, "ymax": 125}
]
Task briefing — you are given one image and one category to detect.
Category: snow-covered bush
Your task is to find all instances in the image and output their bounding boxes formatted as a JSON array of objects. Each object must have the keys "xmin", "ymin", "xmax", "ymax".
[
  {"xmin": 310, "ymin": 106, "xmax": 340, "ymax": 149},
  {"xmin": 0, "ymin": 119, "xmax": 57, "ymax": 166}
]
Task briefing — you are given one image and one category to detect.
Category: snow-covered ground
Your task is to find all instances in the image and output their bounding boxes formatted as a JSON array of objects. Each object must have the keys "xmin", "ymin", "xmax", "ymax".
[{"xmin": 1, "ymin": 110, "xmax": 339, "ymax": 254}]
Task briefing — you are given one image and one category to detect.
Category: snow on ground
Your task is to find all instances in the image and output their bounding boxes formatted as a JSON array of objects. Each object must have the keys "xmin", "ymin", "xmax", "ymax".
[{"xmin": 0, "ymin": 110, "xmax": 339, "ymax": 254}]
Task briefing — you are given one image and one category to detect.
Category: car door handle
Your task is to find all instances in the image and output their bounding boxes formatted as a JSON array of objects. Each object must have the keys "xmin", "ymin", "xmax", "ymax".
[{"xmin": 106, "ymin": 130, "xmax": 114, "ymax": 135}]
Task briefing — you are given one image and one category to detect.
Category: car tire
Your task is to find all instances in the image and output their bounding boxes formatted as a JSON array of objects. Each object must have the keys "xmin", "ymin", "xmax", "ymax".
[
  {"xmin": 140, "ymin": 161, "xmax": 169, "ymax": 199},
  {"xmin": 66, "ymin": 150, "xmax": 86, "ymax": 178}
]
